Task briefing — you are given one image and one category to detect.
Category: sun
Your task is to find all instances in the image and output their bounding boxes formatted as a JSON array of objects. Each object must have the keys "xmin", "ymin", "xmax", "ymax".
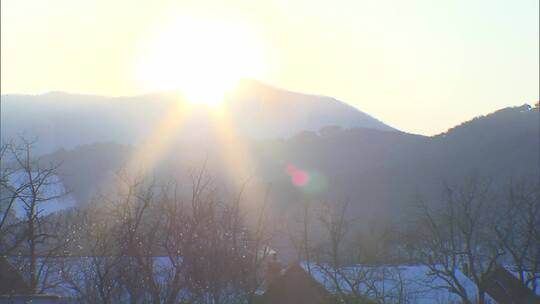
[{"xmin": 138, "ymin": 17, "xmax": 265, "ymax": 106}]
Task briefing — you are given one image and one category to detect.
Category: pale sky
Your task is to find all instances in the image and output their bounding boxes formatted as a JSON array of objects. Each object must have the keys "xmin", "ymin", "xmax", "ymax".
[{"xmin": 1, "ymin": 0, "xmax": 538, "ymax": 135}]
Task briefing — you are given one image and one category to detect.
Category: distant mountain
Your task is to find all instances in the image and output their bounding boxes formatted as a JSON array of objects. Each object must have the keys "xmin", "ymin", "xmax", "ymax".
[
  {"xmin": 35, "ymin": 104, "xmax": 539, "ymax": 227},
  {"xmin": 260, "ymin": 104, "xmax": 539, "ymax": 221},
  {"xmin": 0, "ymin": 79, "xmax": 394, "ymax": 154},
  {"xmin": 224, "ymin": 79, "xmax": 394, "ymax": 138}
]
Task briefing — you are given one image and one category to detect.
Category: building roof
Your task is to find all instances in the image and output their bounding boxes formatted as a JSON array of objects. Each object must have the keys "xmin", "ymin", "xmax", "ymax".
[
  {"xmin": 255, "ymin": 263, "xmax": 336, "ymax": 304},
  {"xmin": 481, "ymin": 266, "xmax": 540, "ymax": 304}
]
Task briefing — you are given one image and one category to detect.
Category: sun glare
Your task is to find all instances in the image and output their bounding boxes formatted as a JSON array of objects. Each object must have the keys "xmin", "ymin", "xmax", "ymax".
[{"xmin": 138, "ymin": 17, "xmax": 265, "ymax": 106}]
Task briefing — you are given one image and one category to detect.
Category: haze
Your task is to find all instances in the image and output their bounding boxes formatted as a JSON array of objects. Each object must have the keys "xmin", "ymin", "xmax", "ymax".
[{"xmin": 1, "ymin": 0, "xmax": 538, "ymax": 135}]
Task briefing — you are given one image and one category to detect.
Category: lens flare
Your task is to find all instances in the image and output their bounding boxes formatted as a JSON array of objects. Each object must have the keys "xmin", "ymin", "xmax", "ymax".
[{"xmin": 286, "ymin": 164, "xmax": 310, "ymax": 186}]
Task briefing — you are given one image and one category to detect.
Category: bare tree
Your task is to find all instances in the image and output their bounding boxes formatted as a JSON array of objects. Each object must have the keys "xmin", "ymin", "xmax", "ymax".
[
  {"xmin": 0, "ymin": 137, "xmax": 72, "ymax": 293},
  {"xmin": 60, "ymin": 207, "xmax": 123, "ymax": 304},
  {"xmin": 314, "ymin": 200, "xmax": 382, "ymax": 304},
  {"xmin": 58, "ymin": 165, "xmax": 273, "ymax": 304},
  {"xmin": 287, "ymin": 199, "xmax": 395, "ymax": 303},
  {"xmin": 414, "ymin": 178, "xmax": 503, "ymax": 304},
  {"xmin": 179, "ymin": 168, "xmax": 271, "ymax": 304},
  {"xmin": 285, "ymin": 199, "xmax": 314, "ymax": 273},
  {"xmin": 495, "ymin": 179, "xmax": 540, "ymax": 293},
  {"xmin": 246, "ymin": 184, "xmax": 274, "ymax": 294},
  {"xmin": 109, "ymin": 175, "xmax": 165, "ymax": 304},
  {"xmin": 0, "ymin": 139, "xmax": 27, "ymax": 253}
]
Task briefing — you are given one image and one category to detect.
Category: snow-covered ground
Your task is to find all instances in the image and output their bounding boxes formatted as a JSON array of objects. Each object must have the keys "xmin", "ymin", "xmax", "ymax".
[
  {"xmin": 10, "ymin": 256, "xmax": 538, "ymax": 303},
  {"xmin": 8, "ymin": 256, "xmax": 181, "ymax": 299},
  {"xmin": 302, "ymin": 263, "xmax": 496, "ymax": 304}
]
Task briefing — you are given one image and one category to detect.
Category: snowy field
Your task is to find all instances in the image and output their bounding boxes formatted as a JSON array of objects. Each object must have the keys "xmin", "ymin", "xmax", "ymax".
[{"xmin": 2, "ymin": 171, "xmax": 76, "ymax": 218}]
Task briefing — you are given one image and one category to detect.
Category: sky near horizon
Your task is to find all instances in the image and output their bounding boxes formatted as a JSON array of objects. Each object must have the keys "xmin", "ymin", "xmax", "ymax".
[{"xmin": 1, "ymin": 0, "xmax": 538, "ymax": 135}]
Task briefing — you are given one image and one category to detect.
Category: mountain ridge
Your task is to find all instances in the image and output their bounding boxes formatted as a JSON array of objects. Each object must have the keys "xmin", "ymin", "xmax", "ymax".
[
  {"xmin": 29, "ymin": 104, "xmax": 539, "ymax": 224},
  {"xmin": 1, "ymin": 79, "xmax": 395, "ymax": 154}
]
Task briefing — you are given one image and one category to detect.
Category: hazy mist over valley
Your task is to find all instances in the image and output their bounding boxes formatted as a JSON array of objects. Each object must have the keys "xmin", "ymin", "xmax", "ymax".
[{"xmin": 1, "ymin": 1, "xmax": 539, "ymax": 303}]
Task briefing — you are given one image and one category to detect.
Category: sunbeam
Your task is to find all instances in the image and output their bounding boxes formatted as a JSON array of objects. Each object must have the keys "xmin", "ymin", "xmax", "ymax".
[
  {"xmin": 207, "ymin": 104, "xmax": 263, "ymax": 195},
  {"xmin": 122, "ymin": 100, "xmax": 191, "ymax": 179}
]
